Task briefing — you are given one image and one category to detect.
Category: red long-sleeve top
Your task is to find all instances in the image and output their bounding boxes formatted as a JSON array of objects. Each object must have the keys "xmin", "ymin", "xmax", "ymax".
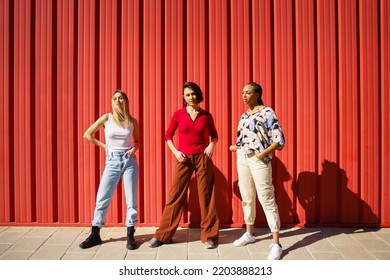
[{"xmin": 165, "ymin": 108, "xmax": 218, "ymax": 155}]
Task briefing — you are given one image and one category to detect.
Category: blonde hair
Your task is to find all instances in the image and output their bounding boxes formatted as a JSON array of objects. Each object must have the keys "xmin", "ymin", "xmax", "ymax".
[{"xmin": 111, "ymin": 90, "xmax": 133, "ymax": 129}]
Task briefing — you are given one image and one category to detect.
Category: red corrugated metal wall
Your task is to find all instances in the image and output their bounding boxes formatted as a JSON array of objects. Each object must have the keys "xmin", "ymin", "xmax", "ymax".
[{"xmin": 0, "ymin": 0, "xmax": 389, "ymax": 227}]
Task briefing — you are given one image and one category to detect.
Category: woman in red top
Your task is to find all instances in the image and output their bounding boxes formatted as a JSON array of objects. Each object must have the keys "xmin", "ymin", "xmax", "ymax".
[{"xmin": 149, "ymin": 82, "xmax": 219, "ymax": 249}]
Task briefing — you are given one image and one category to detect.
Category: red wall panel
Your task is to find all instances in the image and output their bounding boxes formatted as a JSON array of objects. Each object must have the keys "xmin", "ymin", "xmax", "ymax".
[
  {"xmin": 57, "ymin": 0, "xmax": 78, "ymax": 223},
  {"xmin": 338, "ymin": 0, "xmax": 360, "ymax": 224},
  {"xmin": 209, "ymin": 0, "xmax": 232, "ymax": 225},
  {"xmin": 273, "ymin": 0, "xmax": 296, "ymax": 224},
  {"xmin": 143, "ymin": 0, "xmax": 165, "ymax": 224},
  {"xmin": 0, "ymin": 0, "xmax": 11, "ymax": 222},
  {"xmin": 77, "ymin": 0, "xmax": 99, "ymax": 224},
  {"xmin": 252, "ymin": 0, "xmax": 273, "ymax": 104},
  {"xmin": 0, "ymin": 0, "xmax": 389, "ymax": 227},
  {"xmin": 316, "ymin": 0, "xmax": 339, "ymax": 223},
  {"xmin": 164, "ymin": 0, "xmax": 186, "ymax": 224},
  {"xmin": 13, "ymin": 0, "xmax": 34, "ymax": 222},
  {"xmin": 35, "ymin": 0, "xmax": 56, "ymax": 223},
  {"xmin": 295, "ymin": 0, "xmax": 317, "ymax": 225},
  {"xmin": 230, "ymin": 0, "xmax": 251, "ymax": 226},
  {"xmin": 359, "ymin": 0, "xmax": 380, "ymax": 224},
  {"xmin": 380, "ymin": 0, "xmax": 390, "ymax": 224}
]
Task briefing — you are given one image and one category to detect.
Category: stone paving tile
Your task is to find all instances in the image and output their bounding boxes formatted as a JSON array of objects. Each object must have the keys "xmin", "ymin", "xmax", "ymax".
[
  {"xmin": 125, "ymin": 253, "xmax": 157, "ymax": 260},
  {"xmin": 249, "ymin": 252, "xmax": 269, "ymax": 260},
  {"xmin": 57, "ymin": 227, "xmax": 85, "ymax": 233},
  {"xmin": 101, "ymin": 236, "xmax": 127, "ymax": 247},
  {"xmin": 247, "ymin": 239, "xmax": 274, "ymax": 254},
  {"xmin": 290, "ymin": 227, "xmax": 322, "ymax": 238},
  {"xmin": 353, "ymin": 238, "xmax": 390, "ymax": 252},
  {"xmin": 282, "ymin": 248, "xmax": 314, "ymax": 260},
  {"xmin": 376, "ymin": 228, "xmax": 390, "ymax": 233},
  {"xmin": 0, "ymin": 243, "xmax": 11, "ymax": 255},
  {"xmin": 0, "ymin": 231, "xmax": 26, "ymax": 244},
  {"xmin": 44, "ymin": 231, "xmax": 80, "ymax": 245},
  {"xmin": 30, "ymin": 244, "xmax": 70, "ymax": 260},
  {"xmin": 93, "ymin": 246, "xmax": 127, "ymax": 260},
  {"xmin": 61, "ymin": 252, "xmax": 96, "ymax": 260},
  {"xmin": 188, "ymin": 253, "xmax": 219, "ymax": 260},
  {"xmin": 322, "ymin": 232, "xmax": 359, "ymax": 245},
  {"xmin": 8, "ymin": 237, "xmax": 47, "ymax": 251},
  {"xmin": 333, "ymin": 244, "xmax": 375, "ymax": 260},
  {"xmin": 24, "ymin": 227, "xmax": 58, "ymax": 237},
  {"xmin": 0, "ymin": 227, "xmax": 9, "ymax": 233},
  {"xmin": 156, "ymin": 244, "xmax": 188, "ymax": 260},
  {"xmin": 311, "ymin": 252, "xmax": 345, "ymax": 260},
  {"xmin": 349, "ymin": 229, "xmax": 379, "ymax": 239},
  {"xmin": 0, "ymin": 226, "xmax": 389, "ymax": 260},
  {"xmin": 301, "ymin": 238, "xmax": 338, "ymax": 254},
  {"xmin": 1, "ymin": 227, "xmax": 31, "ymax": 233},
  {"xmin": 369, "ymin": 251, "xmax": 390, "ymax": 260},
  {"xmin": 218, "ymin": 245, "xmax": 251, "ymax": 260},
  {"xmin": 0, "ymin": 251, "xmax": 34, "ymax": 260},
  {"xmin": 373, "ymin": 232, "xmax": 390, "ymax": 244}
]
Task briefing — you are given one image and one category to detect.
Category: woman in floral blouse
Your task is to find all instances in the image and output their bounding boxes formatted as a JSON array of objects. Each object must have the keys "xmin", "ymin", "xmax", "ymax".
[{"xmin": 229, "ymin": 82, "xmax": 285, "ymax": 260}]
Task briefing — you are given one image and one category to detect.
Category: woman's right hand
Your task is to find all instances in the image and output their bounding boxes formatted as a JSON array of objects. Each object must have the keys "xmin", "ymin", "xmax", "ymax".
[
  {"xmin": 174, "ymin": 150, "xmax": 187, "ymax": 162},
  {"xmin": 229, "ymin": 145, "xmax": 238, "ymax": 152}
]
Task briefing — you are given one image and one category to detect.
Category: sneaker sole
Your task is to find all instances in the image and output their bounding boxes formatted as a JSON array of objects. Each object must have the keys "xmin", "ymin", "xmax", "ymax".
[{"xmin": 233, "ymin": 240, "xmax": 255, "ymax": 247}]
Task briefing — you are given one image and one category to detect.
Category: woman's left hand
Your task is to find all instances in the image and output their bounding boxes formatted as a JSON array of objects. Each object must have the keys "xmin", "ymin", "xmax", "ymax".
[
  {"xmin": 204, "ymin": 144, "xmax": 214, "ymax": 158},
  {"xmin": 125, "ymin": 148, "xmax": 136, "ymax": 158},
  {"xmin": 255, "ymin": 151, "xmax": 265, "ymax": 160}
]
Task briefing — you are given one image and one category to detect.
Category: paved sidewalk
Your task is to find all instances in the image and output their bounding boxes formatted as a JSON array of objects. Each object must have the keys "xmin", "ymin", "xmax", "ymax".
[{"xmin": 0, "ymin": 226, "xmax": 390, "ymax": 260}]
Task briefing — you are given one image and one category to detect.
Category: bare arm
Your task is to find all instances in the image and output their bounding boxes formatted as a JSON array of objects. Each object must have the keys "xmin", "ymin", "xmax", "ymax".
[
  {"xmin": 125, "ymin": 118, "xmax": 140, "ymax": 157},
  {"xmin": 167, "ymin": 139, "xmax": 187, "ymax": 163},
  {"xmin": 83, "ymin": 114, "xmax": 109, "ymax": 151},
  {"xmin": 204, "ymin": 138, "xmax": 218, "ymax": 158}
]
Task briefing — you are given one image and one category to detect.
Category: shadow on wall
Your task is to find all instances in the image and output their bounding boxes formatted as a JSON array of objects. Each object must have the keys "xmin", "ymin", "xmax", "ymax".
[
  {"xmin": 292, "ymin": 160, "xmax": 379, "ymax": 226},
  {"xmin": 272, "ymin": 156, "xmax": 295, "ymax": 225},
  {"xmin": 282, "ymin": 159, "xmax": 380, "ymax": 258}
]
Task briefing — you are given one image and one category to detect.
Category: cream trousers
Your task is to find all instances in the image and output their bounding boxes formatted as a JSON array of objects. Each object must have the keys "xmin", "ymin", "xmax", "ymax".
[{"xmin": 236, "ymin": 149, "xmax": 280, "ymax": 232}]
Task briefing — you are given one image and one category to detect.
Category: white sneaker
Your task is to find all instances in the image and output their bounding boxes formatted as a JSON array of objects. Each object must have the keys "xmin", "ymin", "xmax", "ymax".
[
  {"xmin": 268, "ymin": 243, "xmax": 282, "ymax": 260},
  {"xmin": 233, "ymin": 232, "xmax": 256, "ymax": 247}
]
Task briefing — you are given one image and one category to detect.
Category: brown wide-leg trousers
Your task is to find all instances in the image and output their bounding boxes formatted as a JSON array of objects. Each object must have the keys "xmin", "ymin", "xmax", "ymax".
[{"xmin": 154, "ymin": 154, "xmax": 219, "ymax": 243}]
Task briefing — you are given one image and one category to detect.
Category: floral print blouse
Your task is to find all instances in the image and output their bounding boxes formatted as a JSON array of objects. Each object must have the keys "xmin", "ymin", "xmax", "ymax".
[{"xmin": 235, "ymin": 106, "xmax": 285, "ymax": 162}]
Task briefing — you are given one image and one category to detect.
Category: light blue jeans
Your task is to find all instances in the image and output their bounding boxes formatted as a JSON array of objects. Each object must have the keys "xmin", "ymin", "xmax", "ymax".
[{"xmin": 92, "ymin": 151, "xmax": 139, "ymax": 227}]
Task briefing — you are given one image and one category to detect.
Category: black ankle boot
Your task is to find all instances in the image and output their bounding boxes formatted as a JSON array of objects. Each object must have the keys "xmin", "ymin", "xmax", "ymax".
[
  {"xmin": 79, "ymin": 226, "xmax": 102, "ymax": 249},
  {"xmin": 126, "ymin": 226, "xmax": 137, "ymax": 250}
]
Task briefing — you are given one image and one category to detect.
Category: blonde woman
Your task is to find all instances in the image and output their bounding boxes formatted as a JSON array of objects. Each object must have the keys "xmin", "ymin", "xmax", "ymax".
[{"xmin": 79, "ymin": 90, "xmax": 139, "ymax": 250}]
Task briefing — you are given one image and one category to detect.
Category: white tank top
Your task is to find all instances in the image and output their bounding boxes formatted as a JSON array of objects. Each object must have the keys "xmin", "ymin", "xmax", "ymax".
[{"xmin": 104, "ymin": 113, "xmax": 133, "ymax": 152}]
